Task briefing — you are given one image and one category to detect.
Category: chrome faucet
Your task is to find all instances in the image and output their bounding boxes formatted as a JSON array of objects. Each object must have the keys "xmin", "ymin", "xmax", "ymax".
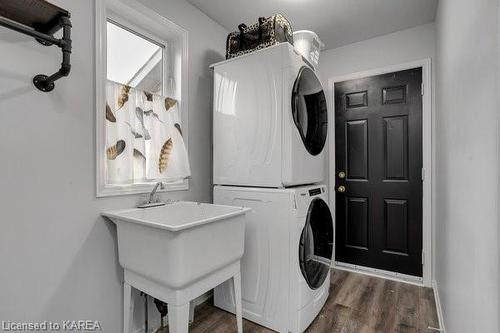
[
  {"xmin": 138, "ymin": 182, "xmax": 166, "ymax": 208},
  {"xmin": 149, "ymin": 182, "xmax": 165, "ymax": 203}
]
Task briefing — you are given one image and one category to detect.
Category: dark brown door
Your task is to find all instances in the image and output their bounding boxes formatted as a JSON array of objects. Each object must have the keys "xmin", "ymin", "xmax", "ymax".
[{"xmin": 334, "ymin": 68, "xmax": 423, "ymax": 277}]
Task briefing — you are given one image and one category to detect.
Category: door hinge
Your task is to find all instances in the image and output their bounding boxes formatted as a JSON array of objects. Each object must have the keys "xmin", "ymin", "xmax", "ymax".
[
  {"xmin": 421, "ymin": 168, "xmax": 425, "ymax": 181},
  {"xmin": 421, "ymin": 83, "xmax": 424, "ymax": 95},
  {"xmin": 422, "ymin": 251, "xmax": 425, "ymax": 265}
]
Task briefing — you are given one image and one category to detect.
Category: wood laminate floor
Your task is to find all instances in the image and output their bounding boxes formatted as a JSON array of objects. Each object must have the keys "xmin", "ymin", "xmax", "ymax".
[{"xmin": 159, "ymin": 270, "xmax": 440, "ymax": 333}]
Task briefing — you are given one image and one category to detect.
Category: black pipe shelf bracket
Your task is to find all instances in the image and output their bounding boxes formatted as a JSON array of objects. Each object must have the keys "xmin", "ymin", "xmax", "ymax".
[{"xmin": 0, "ymin": 0, "xmax": 72, "ymax": 92}]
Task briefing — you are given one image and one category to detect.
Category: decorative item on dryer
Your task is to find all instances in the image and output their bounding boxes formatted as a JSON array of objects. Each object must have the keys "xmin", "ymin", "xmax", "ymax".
[
  {"xmin": 293, "ymin": 30, "xmax": 324, "ymax": 69},
  {"xmin": 226, "ymin": 14, "xmax": 293, "ymax": 59}
]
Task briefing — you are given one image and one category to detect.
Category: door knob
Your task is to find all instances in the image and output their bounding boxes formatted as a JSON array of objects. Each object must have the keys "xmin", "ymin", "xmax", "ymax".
[
  {"xmin": 337, "ymin": 185, "xmax": 346, "ymax": 193},
  {"xmin": 338, "ymin": 171, "xmax": 346, "ymax": 179}
]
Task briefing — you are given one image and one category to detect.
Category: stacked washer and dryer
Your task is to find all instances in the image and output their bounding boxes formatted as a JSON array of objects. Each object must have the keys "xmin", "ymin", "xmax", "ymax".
[{"xmin": 211, "ymin": 42, "xmax": 333, "ymax": 333}]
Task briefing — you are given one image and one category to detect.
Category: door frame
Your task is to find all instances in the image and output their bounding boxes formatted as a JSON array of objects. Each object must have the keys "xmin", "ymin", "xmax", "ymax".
[{"xmin": 327, "ymin": 58, "xmax": 432, "ymax": 287}]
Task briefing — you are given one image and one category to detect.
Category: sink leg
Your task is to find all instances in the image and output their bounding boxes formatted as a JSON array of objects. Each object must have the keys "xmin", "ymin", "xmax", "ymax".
[
  {"xmin": 123, "ymin": 282, "xmax": 132, "ymax": 333},
  {"xmin": 232, "ymin": 272, "xmax": 243, "ymax": 333},
  {"xmin": 189, "ymin": 302, "xmax": 195, "ymax": 323},
  {"xmin": 167, "ymin": 303, "xmax": 190, "ymax": 333}
]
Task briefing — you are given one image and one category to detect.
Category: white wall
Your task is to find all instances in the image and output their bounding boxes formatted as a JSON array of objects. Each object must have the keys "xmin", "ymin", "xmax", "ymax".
[
  {"xmin": 498, "ymin": 3, "xmax": 500, "ymax": 327},
  {"xmin": 434, "ymin": 0, "xmax": 500, "ymax": 332},
  {"xmin": 318, "ymin": 23, "xmax": 435, "ymax": 79},
  {"xmin": 0, "ymin": 0, "xmax": 227, "ymax": 331}
]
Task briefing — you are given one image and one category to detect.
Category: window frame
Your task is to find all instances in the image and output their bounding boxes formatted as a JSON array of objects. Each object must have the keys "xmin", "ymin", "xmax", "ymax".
[{"xmin": 95, "ymin": 0, "xmax": 189, "ymax": 197}]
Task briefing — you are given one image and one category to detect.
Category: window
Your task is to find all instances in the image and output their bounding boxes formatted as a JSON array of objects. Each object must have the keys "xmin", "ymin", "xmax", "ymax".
[
  {"xmin": 95, "ymin": 0, "xmax": 188, "ymax": 197},
  {"xmin": 107, "ymin": 21, "xmax": 164, "ymax": 94}
]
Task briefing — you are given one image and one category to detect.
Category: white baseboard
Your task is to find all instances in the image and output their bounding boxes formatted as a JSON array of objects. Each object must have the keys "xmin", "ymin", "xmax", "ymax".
[
  {"xmin": 431, "ymin": 280, "xmax": 446, "ymax": 332},
  {"xmin": 333, "ymin": 262, "xmax": 424, "ymax": 286}
]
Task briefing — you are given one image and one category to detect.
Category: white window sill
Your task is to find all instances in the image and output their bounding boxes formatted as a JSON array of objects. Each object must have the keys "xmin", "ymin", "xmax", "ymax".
[{"xmin": 96, "ymin": 179, "xmax": 189, "ymax": 198}]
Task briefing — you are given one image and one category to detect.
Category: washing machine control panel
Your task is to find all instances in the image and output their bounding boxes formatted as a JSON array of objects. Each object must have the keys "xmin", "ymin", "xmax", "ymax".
[
  {"xmin": 295, "ymin": 186, "xmax": 327, "ymax": 216},
  {"xmin": 308, "ymin": 188, "xmax": 322, "ymax": 196}
]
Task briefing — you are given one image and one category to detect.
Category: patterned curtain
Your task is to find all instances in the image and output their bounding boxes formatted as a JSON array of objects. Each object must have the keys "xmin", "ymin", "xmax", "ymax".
[{"xmin": 104, "ymin": 80, "xmax": 190, "ymax": 185}]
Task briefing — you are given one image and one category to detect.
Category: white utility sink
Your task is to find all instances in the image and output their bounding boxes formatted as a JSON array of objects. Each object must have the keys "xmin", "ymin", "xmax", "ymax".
[{"xmin": 103, "ymin": 201, "xmax": 250, "ymax": 333}]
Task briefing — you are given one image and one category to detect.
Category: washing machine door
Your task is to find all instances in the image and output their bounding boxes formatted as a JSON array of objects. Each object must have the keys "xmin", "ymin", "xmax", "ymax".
[
  {"xmin": 299, "ymin": 197, "xmax": 333, "ymax": 289},
  {"xmin": 292, "ymin": 66, "xmax": 328, "ymax": 156}
]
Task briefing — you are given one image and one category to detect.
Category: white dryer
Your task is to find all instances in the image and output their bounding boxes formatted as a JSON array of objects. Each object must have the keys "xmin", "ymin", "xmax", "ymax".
[
  {"xmin": 211, "ymin": 43, "xmax": 328, "ymax": 188},
  {"xmin": 213, "ymin": 184, "xmax": 333, "ymax": 333}
]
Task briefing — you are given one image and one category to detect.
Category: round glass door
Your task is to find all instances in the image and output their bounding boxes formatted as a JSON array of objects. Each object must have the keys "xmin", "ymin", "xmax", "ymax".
[
  {"xmin": 292, "ymin": 67, "xmax": 328, "ymax": 156},
  {"xmin": 299, "ymin": 198, "xmax": 333, "ymax": 289}
]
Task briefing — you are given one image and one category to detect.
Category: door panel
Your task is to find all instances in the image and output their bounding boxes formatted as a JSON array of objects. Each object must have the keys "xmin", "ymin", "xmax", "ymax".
[
  {"xmin": 383, "ymin": 199, "xmax": 408, "ymax": 255},
  {"xmin": 345, "ymin": 120, "xmax": 368, "ymax": 180},
  {"xmin": 335, "ymin": 68, "xmax": 423, "ymax": 277},
  {"xmin": 346, "ymin": 91, "xmax": 368, "ymax": 108},
  {"xmin": 384, "ymin": 116, "xmax": 408, "ymax": 180},
  {"xmin": 346, "ymin": 197, "xmax": 369, "ymax": 249},
  {"xmin": 382, "ymin": 85, "xmax": 407, "ymax": 104}
]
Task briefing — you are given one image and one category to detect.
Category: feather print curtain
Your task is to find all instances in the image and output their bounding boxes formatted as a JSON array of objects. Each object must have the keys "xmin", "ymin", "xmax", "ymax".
[{"xmin": 105, "ymin": 80, "xmax": 190, "ymax": 185}]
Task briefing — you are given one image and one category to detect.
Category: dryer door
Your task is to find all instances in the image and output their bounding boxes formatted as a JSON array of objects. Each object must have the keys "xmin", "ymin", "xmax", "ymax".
[
  {"xmin": 299, "ymin": 197, "xmax": 333, "ymax": 289},
  {"xmin": 292, "ymin": 67, "xmax": 328, "ymax": 156}
]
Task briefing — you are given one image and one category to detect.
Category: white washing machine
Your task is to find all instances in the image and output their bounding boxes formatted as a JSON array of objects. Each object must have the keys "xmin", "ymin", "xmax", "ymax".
[
  {"xmin": 211, "ymin": 43, "xmax": 328, "ymax": 188},
  {"xmin": 213, "ymin": 184, "xmax": 333, "ymax": 333}
]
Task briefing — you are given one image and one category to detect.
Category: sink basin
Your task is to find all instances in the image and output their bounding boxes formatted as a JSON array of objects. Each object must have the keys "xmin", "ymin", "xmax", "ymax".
[{"xmin": 103, "ymin": 202, "xmax": 251, "ymax": 289}]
